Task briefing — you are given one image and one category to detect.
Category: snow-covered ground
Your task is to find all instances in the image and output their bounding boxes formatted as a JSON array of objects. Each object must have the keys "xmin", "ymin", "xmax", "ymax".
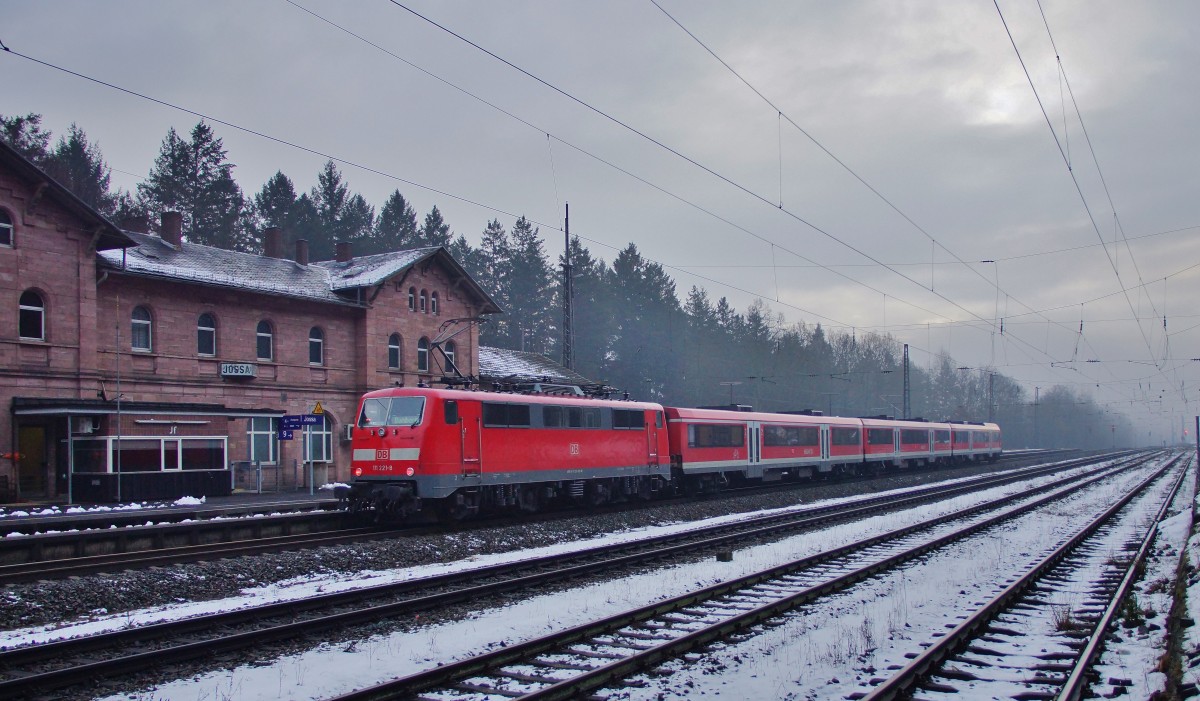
[
  {"xmin": 23, "ymin": 451, "xmax": 1166, "ymax": 696},
  {"xmin": 3, "ymin": 454, "xmax": 1194, "ymax": 701}
]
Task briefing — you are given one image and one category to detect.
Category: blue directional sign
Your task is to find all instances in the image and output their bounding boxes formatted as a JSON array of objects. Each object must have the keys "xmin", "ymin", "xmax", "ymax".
[
  {"xmin": 281, "ymin": 414, "xmax": 322, "ymax": 430},
  {"xmin": 277, "ymin": 428, "xmax": 294, "ymax": 440}
]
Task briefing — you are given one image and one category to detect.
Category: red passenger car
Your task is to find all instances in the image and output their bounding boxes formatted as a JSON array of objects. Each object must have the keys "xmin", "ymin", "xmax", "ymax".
[{"xmin": 665, "ymin": 407, "xmax": 866, "ymax": 488}]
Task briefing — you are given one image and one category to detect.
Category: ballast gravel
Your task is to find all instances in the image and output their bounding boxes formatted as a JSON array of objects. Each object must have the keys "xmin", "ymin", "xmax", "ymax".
[{"xmin": 0, "ymin": 462, "xmax": 1014, "ymax": 630}]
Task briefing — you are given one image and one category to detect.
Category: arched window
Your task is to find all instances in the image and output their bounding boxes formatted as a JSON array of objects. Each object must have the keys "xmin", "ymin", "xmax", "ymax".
[
  {"xmin": 18, "ymin": 290, "xmax": 44, "ymax": 340},
  {"xmin": 197, "ymin": 313, "xmax": 216, "ymax": 356},
  {"xmin": 419, "ymin": 290, "xmax": 427, "ymax": 313},
  {"xmin": 131, "ymin": 306, "xmax": 152, "ymax": 351},
  {"xmin": 308, "ymin": 327, "xmax": 324, "ymax": 365},
  {"xmin": 430, "ymin": 292, "xmax": 439, "ymax": 316},
  {"xmin": 0, "ymin": 209, "xmax": 13, "ymax": 247},
  {"xmin": 444, "ymin": 340, "xmax": 456, "ymax": 369},
  {"xmin": 417, "ymin": 337, "xmax": 430, "ymax": 372},
  {"xmin": 408, "ymin": 287, "xmax": 416, "ymax": 311},
  {"xmin": 256, "ymin": 320, "xmax": 274, "ymax": 361},
  {"xmin": 388, "ymin": 333, "xmax": 401, "ymax": 370}
]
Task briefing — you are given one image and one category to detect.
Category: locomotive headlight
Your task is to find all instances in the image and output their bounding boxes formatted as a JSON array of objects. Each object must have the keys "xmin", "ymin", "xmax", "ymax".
[
  {"xmin": 406, "ymin": 467, "xmax": 415, "ymax": 476},
  {"xmin": 377, "ymin": 428, "xmax": 386, "ymax": 437},
  {"xmin": 353, "ymin": 467, "xmax": 363, "ymax": 477}
]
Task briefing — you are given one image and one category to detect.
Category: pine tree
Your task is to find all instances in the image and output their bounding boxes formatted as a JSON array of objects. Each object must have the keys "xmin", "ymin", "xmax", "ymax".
[
  {"xmin": 416, "ymin": 206, "xmax": 452, "ymax": 248},
  {"xmin": 367, "ymin": 190, "xmax": 419, "ymax": 254},
  {"xmin": 309, "ymin": 161, "xmax": 374, "ymax": 259},
  {"xmin": 0, "ymin": 113, "xmax": 51, "ymax": 165},
  {"xmin": 253, "ymin": 171, "xmax": 298, "ymax": 230},
  {"xmin": 506, "ymin": 216, "xmax": 555, "ymax": 354},
  {"xmin": 138, "ymin": 122, "xmax": 249, "ymax": 250},
  {"xmin": 475, "ymin": 219, "xmax": 511, "ymax": 346},
  {"xmin": 45, "ymin": 123, "xmax": 116, "ymax": 215}
]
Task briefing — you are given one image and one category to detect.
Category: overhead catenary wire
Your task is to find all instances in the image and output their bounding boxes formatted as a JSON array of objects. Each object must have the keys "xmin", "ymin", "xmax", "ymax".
[
  {"xmin": 383, "ymin": 0, "xmax": 1103, "ymax": 384},
  {"xmin": 993, "ymin": 0, "xmax": 1159, "ymax": 370}
]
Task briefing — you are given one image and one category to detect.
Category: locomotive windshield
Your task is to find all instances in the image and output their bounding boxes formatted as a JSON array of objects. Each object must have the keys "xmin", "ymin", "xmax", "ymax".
[{"xmin": 357, "ymin": 396, "xmax": 426, "ymax": 427}]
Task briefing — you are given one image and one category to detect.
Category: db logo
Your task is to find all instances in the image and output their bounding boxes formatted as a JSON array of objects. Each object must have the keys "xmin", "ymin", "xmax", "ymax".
[
  {"xmin": 376, "ymin": 449, "xmax": 389, "ymax": 460},
  {"xmin": 569, "ymin": 443, "xmax": 580, "ymax": 455},
  {"xmin": 733, "ymin": 449, "xmax": 740, "ymax": 459}
]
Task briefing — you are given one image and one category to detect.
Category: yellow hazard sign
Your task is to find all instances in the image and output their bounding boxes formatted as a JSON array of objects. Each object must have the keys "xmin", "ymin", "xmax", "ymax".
[{"xmin": 312, "ymin": 401, "xmax": 324, "ymax": 414}]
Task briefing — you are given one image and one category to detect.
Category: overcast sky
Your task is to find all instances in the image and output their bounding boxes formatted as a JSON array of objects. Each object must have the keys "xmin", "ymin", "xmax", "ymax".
[{"xmin": 5, "ymin": 1, "xmax": 1198, "ymax": 443}]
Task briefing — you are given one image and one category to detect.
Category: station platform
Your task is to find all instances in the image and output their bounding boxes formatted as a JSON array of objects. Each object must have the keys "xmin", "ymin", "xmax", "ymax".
[{"xmin": 0, "ymin": 488, "xmax": 341, "ymax": 530}]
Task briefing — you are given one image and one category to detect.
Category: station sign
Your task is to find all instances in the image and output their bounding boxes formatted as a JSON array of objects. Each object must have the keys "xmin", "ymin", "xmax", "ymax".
[
  {"xmin": 277, "ymin": 428, "xmax": 294, "ymax": 441},
  {"xmin": 219, "ymin": 362, "xmax": 257, "ymax": 378},
  {"xmin": 281, "ymin": 414, "xmax": 322, "ymax": 430}
]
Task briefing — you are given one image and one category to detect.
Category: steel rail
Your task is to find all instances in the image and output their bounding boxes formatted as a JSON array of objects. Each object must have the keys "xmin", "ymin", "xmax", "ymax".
[
  {"xmin": 0, "ymin": 453, "xmax": 1134, "ymax": 697},
  {"xmin": 318, "ymin": 454, "xmax": 1162, "ymax": 701},
  {"xmin": 1056, "ymin": 453, "xmax": 1195, "ymax": 700},
  {"xmin": 861, "ymin": 453, "xmax": 1186, "ymax": 700}
]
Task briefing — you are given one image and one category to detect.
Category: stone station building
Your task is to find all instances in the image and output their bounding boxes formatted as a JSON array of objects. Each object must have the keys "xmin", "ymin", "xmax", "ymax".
[{"xmin": 0, "ymin": 139, "xmax": 598, "ymax": 503}]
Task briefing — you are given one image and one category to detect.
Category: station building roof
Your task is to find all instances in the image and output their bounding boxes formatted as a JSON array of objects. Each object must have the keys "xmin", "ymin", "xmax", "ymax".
[{"xmin": 98, "ymin": 232, "xmax": 501, "ymax": 312}]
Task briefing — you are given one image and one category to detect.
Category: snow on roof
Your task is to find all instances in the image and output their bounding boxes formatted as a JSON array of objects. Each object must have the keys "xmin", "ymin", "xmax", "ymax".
[
  {"xmin": 313, "ymin": 248, "xmax": 437, "ymax": 291},
  {"xmin": 98, "ymin": 232, "xmax": 438, "ymax": 306},
  {"xmin": 478, "ymin": 345, "xmax": 593, "ymax": 385}
]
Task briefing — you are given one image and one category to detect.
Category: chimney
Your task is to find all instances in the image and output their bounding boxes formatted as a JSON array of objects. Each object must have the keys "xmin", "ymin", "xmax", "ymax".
[
  {"xmin": 335, "ymin": 241, "xmax": 352, "ymax": 263},
  {"xmin": 161, "ymin": 211, "xmax": 183, "ymax": 249},
  {"xmin": 263, "ymin": 227, "xmax": 283, "ymax": 258},
  {"xmin": 295, "ymin": 239, "xmax": 309, "ymax": 266}
]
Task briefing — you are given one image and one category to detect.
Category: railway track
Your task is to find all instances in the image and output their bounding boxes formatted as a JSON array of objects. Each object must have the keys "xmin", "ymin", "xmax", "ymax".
[
  {"xmin": 0, "ymin": 451, "xmax": 1142, "ymax": 698},
  {"xmin": 308, "ymin": 451, "xmax": 1176, "ymax": 701},
  {"xmin": 0, "ymin": 450, "xmax": 1073, "ymax": 585},
  {"xmin": 861, "ymin": 452, "xmax": 1193, "ymax": 700}
]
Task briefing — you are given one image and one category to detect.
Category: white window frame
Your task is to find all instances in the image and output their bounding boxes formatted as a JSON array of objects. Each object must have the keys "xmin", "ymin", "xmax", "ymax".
[
  {"xmin": 0, "ymin": 209, "xmax": 13, "ymax": 247},
  {"xmin": 309, "ymin": 326, "xmax": 324, "ymax": 365},
  {"xmin": 388, "ymin": 333, "xmax": 401, "ymax": 369},
  {"xmin": 444, "ymin": 340, "xmax": 456, "ymax": 368},
  {"xmin": 197, "ymin": 312, "xmax": 216, "ymax": 356},
  {"xmin": 256, "ymin": 320, "xmax": 274, "ymax": 361},
  {"xmin": 247, "ymin": 417, "xmax": 278, "ymax": 464},
  {"xmin": 304, "ymin": 416, "xmax": 333, "ymax": 463},
  {"xmin": 417, "ymin": 337, "xmax": 430, "ymax": 372},
  {"xmin": 131, "ymin": 306, "xmax": 152, "ymax": 352},
  {"xmin": 430, "ymin": 292, "xmax": 439, "ymax": 315},
  {"xmin": 18, "ymin": 289, "xmax": 44, "ymax": 341}
]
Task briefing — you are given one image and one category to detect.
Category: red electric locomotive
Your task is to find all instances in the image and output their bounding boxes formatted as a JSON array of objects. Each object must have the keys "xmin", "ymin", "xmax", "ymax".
[{"xmin": 346, "ymin": 386, "xmax": 670, "ymax": 520}]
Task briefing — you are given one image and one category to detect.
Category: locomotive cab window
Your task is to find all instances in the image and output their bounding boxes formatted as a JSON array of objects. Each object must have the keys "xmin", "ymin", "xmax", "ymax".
[
  {"xmin": 357, "ymin": 396, "xmax": 425, "ymax": 428},
  {"xmin": 387, "ymin": 396, "xmax": 425, "ymax": 425}
]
